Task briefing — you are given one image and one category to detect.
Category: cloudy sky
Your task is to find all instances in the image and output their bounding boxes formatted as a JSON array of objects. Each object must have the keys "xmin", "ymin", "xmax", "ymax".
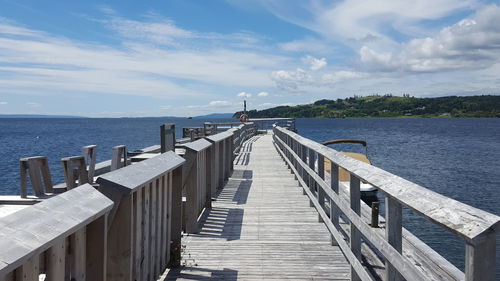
[{"xmin": 1, "ymin": 0, "xmax": 499, "ymax": 117}]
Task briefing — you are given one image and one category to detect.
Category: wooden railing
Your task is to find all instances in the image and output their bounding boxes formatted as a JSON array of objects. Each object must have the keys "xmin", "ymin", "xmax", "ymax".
[
  {"xmin": 228, "ymin": 122, "xmax": 257, "ymax": 155},
  {"xmin": 250, "ymin": 117, "xmax": 296, "ymax": 131},
  {"xmin": 0, "ymin": 184, "xmax": 113, "ymax": 281},
  {"xmin": 205, "ymin": 130, "xmax": 234, "ymax": 193},
  {"xmin": 96, "ymin": 151, "xmax": 185, "ymax": 281},
  {"xmin": 181, "ymin": 139, "xmax": 212, "ymax": 233},
  {"xmin": 180, "ymin": 122, "xmax": 257, "ymax": 233},
  {"xmin": 273, "ymin": 125, "xmax": 499, "ymax": 281}
]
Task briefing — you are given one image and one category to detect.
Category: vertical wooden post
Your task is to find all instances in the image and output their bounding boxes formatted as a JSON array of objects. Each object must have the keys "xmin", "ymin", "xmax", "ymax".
[
  {"xmin": 308, "ymin": 149, "xmax": 315, "ymax": 194},
  {"xmin": 82, "ymin": 145, "xmax": 97, "ymax": 184},
  {"xmin": 40, "ymin": 158, "xmax": 53, "ymax": 193},
  {"xmin": 169, "ymin": 166, "xmax": 183, "ymax": 268},
  {"xmin": 296, "ymin": 143, "xmax": 303, "ymax": 187},
  {"xmin": 301, "ymin": 145, "xmax": 308, "ymax": 195},
  {"xmin": 106, "ymin": 194, "xmax": 133, "ymax": 281},
  {"xmin": 111, "ymin": 145, "xmax": 127, "ymax": 171},
  {"xmin": 142, "ymin": 184, "xmax": 151, "ymax": 281},
  {"xmin": 210, "ymin": 143, "xmax": 219, "ymax": 194},
  {"xmin": 385, "ymin": 196, "xmax": 403, "ymax": 281},
  {"xmin": 20, "ymin": 160, "xmax": 28, "ymax": 198},
  {"xmin": 16, "ymin": 255, "xmax": 39, "ymax": 281},
  {"xmin": 160, "ymin": 124, "xmax": 176, "ymax": 153},
  {"xmin": 45, "ymin": 240, "xmax": 65, "ymax": 281},
  {"xmin": 350, "ymin": 175, "xmax": 361, "ymax": 281},
  {"xmin": 86, "ymin": 215, "xmax": 108, "ymax": 281},
  {"xmin": 229, "ymin": 135, "xmax": 234, "ymax": 172},
  {"xmin": 185, "ymin": 150, "xmax": 199, "ymax": 234},
  {"xmin": 465, "ymin": 232, "xmax": 496, "ymax": 281},
  {"xmin": 317, "ymin": 154, "xmax": 325, "ymax": 222},
  {"xmin": 133, "ymin": 189, "xmax": 143, "ymax": 280},
  {"xmin": 330, "ymin": 161, "xmax": 340, "ymax": 245},
  {"xmin": 205, "ymin": 148, "xmax": 213, "ymax": 208},
  {"xmin": 218, "ymin": 142, "xmax": 224, "ymax": 188},
  {"xmin": 71, "ymin": 228, "xmax": 86, "ymax": 281}
]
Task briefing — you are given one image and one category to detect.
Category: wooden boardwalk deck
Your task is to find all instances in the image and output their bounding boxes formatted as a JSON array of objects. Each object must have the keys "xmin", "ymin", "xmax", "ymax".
[{"xmin": 164, "ymin": 133, "xmax": 350, "ymax": 280}]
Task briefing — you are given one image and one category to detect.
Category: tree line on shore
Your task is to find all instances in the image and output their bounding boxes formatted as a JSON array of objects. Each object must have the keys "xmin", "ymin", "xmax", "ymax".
[{"xmin": 233, "ymin": 95, "xmax": 500, "ymax": 118}]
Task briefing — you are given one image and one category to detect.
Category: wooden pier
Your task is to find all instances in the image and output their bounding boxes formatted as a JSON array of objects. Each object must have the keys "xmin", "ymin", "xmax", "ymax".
[
  {"xmin": 0, "ymin": 119, "xmax": 499, "ymax": 281},
  {"xmin": 165, "ymin": 133, "xmax": 350, "ymax": 280}
]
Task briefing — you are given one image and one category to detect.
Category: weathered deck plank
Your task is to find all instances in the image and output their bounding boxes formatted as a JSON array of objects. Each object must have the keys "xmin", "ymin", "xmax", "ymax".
[{"xmin": 164, "ymin": 133, "xmax": 350, "ymax": 280}]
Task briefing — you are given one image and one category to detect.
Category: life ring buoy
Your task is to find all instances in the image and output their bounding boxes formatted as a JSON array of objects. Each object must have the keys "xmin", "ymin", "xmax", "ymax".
[{"xmin": 239, "ymin": 114, "xmax": 248, "ymax": 123}]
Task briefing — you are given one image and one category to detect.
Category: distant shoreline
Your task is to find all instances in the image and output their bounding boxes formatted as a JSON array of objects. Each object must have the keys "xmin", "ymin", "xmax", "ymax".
[{"xmin": 233, "ymin": 95, "xmax": 500, "ymax": 119}]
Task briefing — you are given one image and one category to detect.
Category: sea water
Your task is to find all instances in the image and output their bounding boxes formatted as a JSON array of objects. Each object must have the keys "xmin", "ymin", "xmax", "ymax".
[{"xmin": 0, "ymin": 117, "xmax": 499, "ymax": 275}]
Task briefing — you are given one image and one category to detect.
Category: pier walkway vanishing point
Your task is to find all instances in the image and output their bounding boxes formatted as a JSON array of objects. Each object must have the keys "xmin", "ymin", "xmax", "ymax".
[
  {"xmin": 0, "ymin": 120, "xmax": 499, "ymax": 281},
  {"xmin": 164, "ymin": 133, "xmax": 350, "ymax": 280}
]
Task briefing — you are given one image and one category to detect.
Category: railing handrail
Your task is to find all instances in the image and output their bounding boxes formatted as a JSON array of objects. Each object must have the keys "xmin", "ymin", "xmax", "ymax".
[
  {"xmin": 0, "ymin": 184, "xmax": 113, "ymax": 277},
  {"xmin": 182, "ymin": 138, "xmax": 211, "ymax": 152},
  {"xmin": 205, "ymin": 130, "xmax": 233, "ymax": 143},
  {"xmin": 274, "ymin": 126, "xmax": 500, "ymax": 243},
  {"xmin": 273, "ymin": 125, "xmax": 499, "ymax": 281},
  {"xmin": 96, "ymin": 151, "xmax": 184, "ymax": 194}
]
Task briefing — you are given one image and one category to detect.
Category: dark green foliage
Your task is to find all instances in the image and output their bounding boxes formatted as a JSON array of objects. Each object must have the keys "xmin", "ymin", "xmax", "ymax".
[{"xmin": 233, "ymin": 95, "xmax": 500, "ymax": 118}]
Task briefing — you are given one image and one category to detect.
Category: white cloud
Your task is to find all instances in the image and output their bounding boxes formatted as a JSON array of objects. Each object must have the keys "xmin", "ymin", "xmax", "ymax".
[
  {"xmin": 358, "ymin": 5, "xmax": 500, "ymax": 73},
  {"xmin": 260, "ymin": 0, "xmax": 477, "ymax": 47},
  {"xmin": 26, "ymin": 102, "xmax": 41, "ymax": 108},
  {"xmin": 209, "ymin": 100, "xmax": 232, "ymax": 106},
  {"xmin": 271, "ymin": 67, "xmax": 364, "ymax": 90},
  {"xmin": 104, "ymin": 17, "xmax": 193, "ymax": 46},
  {"xmin": 322, "ymin": 71, "xmax": 365, "ymax": 83},
  {"xmin": 279, "ymin": 38, "xmax": 333, "ymax": 54},
  {"xmin": 0, "ymin": 16, "xmax": 288, "ymax": 101},
  {"xmin": 0, "ymin": 101, "xmax": 7, "ymax": 105},
  {"xmin": 257, "ymin": 92, "xmax": 269, "ymax": 97},
  {"xmin": 237, "ymin": 92, "xmax": 252, "ymax": 98},
  {"xmin": 270, "ymin": 68, "xmax": 312, "ymax": 90},
  {"xmin": 302, "ymin": 55, "xmax": 327, "ymax": 71}
]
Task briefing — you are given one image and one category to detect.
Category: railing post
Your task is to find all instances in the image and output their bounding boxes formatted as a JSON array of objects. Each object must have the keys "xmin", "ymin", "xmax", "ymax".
[
  {"xmin": 111, "ymin": 145, "xmax": 127, "ymax": 171},
  {"xmin": 307, "ymin": 148, "xmax": 315, "ymax": 207},
  {"xmin": 465, "ymin": 232, "xmax": 496, "ymax": 281},
  {"xmin": 228, "ymin": 135, "xmax": 233, "ymax": 174},
  {"xmin": 385, "ymin": 196, "xmax": 403, "ymax": 281},
  {"xmin": 308, "ymin": 149, "xmax": 315, "ymax": 197},
  {"xmin": 184, "ymin": 150, "xmax": 200, "ymax": 234},
  {"xmin": 160, "ymin": 123, "xmax": 175, "ymax": 153},
  {"xmin": 218, "ymin": 141, "xmax": 224, "ymax": 187},
  {"xmin": 170, "ymin": 166, "xmax": 183, "ymax": 267},
  {"xmin": 220, "ymin": 139, "xmax": 226, "ymax": 181},
  {"xmin": 292, "ymin": 139, "xmax": 298, "ymax": 180},
  {"xmin": 82, "ymin": 145, "xmax": 97, "ymax": 184},
  {"xmin": 330, "ymin": 161, "xmax": 340, "ymax": 245},
  {"xmin": 86, "ymin": 214, "xmax": 108, "ymax": 281},
  {"xmin": 317, "ymin": 153, "xmax": 325, "ymax": 222},
  {"xmin": 350, "ymin": 175, "xmax": 361, "ymax": 281},
  {"xmin": 300, "ymin": 144, "xmax": 308, "ymax": 195},
  {"xmin": 205, "ymin": 146, "xmax": 213, "ymax": 208}
]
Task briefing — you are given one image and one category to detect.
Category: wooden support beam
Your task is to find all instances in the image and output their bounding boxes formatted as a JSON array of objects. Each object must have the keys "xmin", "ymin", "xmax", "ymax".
[
  {"xmin": 385, "ymin": 196, "xmax": 403, "ymax": 281},
  {"xmin": 350, "ymin": 175, "xmax": 362, "ymax": 281},
  {"xmin": 317, "ymin": 153, "xmax": 325, "ymax": 222},
  {"xmin": 45, "ymin": 240, "xmax": 65, "ymax": 281},
  {"xmin": 86, "ymin": 215, "xmax": 108, "ymax": 281},
  {"xmin": 81, "ymin": 145, "xmax": 97, "ymax": 184},
  {"xmin": 111, "ymin": 145, "xmax": 127, "ymax": 171},
  {"xmin": 465, "ymin": 231, "xmax": 496, "ymax": 281}
]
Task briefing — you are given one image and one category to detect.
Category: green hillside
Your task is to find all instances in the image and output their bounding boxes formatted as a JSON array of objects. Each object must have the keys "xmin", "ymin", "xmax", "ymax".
[{"xmin": 233, "ymin": 95, "xmax": 500, "ymax": 118}]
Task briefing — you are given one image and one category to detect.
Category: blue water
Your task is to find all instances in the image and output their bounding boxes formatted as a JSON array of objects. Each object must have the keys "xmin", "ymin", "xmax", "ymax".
[{"xmin": 1, "ymin": 117, "xmax": 499, "ymax": 276}]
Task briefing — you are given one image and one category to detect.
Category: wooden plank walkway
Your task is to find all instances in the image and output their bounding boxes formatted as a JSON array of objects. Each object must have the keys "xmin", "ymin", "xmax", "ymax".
[{"xmin": 164, "ymin": 133, "xmax": 350, "ymax": 280}]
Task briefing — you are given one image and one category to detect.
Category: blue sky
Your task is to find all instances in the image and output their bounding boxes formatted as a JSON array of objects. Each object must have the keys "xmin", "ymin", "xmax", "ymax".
[{"xmin": 1, "ymin": 0, "xmax": 499, "ymax": 117}]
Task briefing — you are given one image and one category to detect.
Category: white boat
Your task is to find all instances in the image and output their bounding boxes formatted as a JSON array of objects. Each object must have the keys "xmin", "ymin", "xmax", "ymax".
[{"xmin": 322, "ymin": 139, "xmax": 378, "ymax": 198}]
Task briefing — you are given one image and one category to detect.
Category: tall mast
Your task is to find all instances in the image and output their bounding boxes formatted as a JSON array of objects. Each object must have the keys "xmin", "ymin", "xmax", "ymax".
[{"xmin": 244, "ymin": 100, "xmax": 247, "ymax": 115}]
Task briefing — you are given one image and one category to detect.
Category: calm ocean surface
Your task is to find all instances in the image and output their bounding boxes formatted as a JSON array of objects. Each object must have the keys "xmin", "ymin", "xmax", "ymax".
[{"xmin": 1, "ymin": 117, "xmax": 499, "ymax": 274}]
